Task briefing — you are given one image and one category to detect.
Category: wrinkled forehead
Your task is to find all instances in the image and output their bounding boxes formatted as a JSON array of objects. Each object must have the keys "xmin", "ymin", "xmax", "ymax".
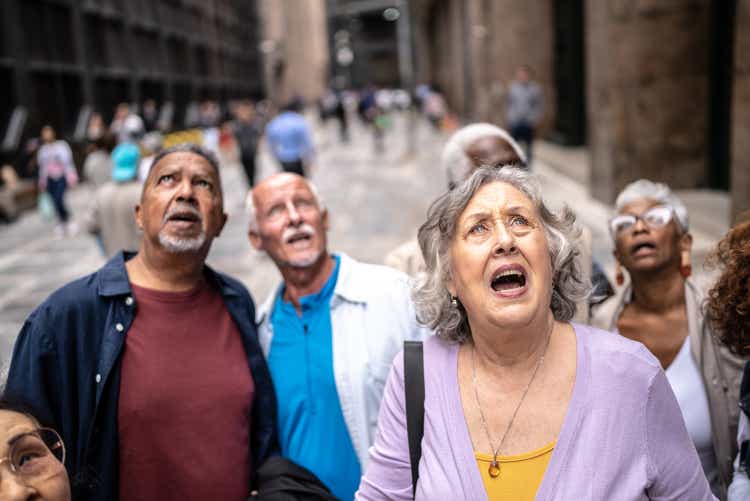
[
  {"xmin": 253, "ymin": 176, "xmax": 316, "ymax": 210},
  {"xmin": 0, "ymin": 411, "xmax": 36, "ymax": 450},
  {"xmin": 461, "ymin": 181, "xmax": 536, "ymax": 218}
]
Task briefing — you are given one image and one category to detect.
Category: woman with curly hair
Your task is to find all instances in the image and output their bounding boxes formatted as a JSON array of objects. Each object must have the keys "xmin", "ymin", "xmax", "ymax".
[{"xmin": 704, "ymin": 215, "xmax": 750, "ymax": 500}]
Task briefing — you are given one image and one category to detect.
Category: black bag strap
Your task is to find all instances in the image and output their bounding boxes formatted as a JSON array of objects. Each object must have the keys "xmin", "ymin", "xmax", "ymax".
[{"xmin": 404, "ymin": 340, "xmax": 425, "ymax": 499}]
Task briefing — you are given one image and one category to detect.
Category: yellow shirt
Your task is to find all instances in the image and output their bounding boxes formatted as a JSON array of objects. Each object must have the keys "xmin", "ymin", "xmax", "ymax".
[{"xmin": 475, "ymin": 441, "xmax": 555, "ymax": 500}]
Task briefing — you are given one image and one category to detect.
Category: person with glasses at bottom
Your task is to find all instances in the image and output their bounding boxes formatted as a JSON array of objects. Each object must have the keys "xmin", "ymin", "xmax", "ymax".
[
  {"xmin": 591, "ymin": 179, "xmax": 744, "ymax": 499},
  {"xmin": 0, "ymin": 396, "xmax": 70, "ymax": 500}
]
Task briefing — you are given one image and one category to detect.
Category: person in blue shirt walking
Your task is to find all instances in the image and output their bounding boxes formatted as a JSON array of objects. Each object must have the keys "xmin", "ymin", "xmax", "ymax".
[
  {"xmin": 265, "ymin": 98, "xmax": 315, "ymax": 177},
  {"xmin": 248, "ymin": 172, "xmax": 431, "ymax": 500}
]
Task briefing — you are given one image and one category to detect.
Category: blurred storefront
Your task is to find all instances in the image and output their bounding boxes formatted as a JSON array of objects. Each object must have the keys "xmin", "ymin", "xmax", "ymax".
[{"xmin": 0, "ymin": 0, "xmax": 263, "ymax": 172}]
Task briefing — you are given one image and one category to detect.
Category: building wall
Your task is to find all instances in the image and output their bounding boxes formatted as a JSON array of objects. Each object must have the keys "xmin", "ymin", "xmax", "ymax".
[
  {"xmin": 732, "ymin": 0, "xmax": 750, "ymax": 221},
  {"xmin": 260, "ymin": 0, "xmax": 329, "ymax": 106},
  {"xmin": 0, "ymin": 0, "xmax": 263, "ymax": 159},
  {"xmin": 586, "ymin": 0, "xmax": 711, "ymax": 203},
  {"xmin": 417, "ymin": 0, "xmax": 554, "ymax": 129}
]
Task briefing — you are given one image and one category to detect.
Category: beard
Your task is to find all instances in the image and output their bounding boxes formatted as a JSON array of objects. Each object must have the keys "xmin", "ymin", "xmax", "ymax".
[
  {"xmin": 158, "ymin": 231, "xmax": 207, "ymax": 253},
  {"xmin": 284, "ymin": 248, "xmax": 325, "ymax": 268}
]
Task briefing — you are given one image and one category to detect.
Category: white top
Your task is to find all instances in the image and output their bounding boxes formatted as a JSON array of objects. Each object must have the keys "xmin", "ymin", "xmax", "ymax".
[
  {"xmin": 666, "ymin": 336, "xmax": 719, "ymax": 493},
  {"xmin": 256, "ymin": 252, "xmax": 432, "ymax": 469}
]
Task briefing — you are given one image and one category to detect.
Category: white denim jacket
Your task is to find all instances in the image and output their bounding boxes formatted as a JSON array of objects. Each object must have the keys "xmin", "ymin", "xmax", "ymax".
[{"xmin": 256, "ymin": 253, "xmax": 432, "ymax": 470}]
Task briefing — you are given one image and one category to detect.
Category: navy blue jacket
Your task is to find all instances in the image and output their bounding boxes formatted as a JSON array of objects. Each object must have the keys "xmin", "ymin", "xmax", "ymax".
[{"xmin": 5, "ymin": 252, "xmax": 279, "ymax": 500}]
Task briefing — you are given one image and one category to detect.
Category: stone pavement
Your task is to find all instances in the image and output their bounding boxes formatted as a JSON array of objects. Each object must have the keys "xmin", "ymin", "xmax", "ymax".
[{"xmin": 0, "ymin": 113, "xmax": 729, "ymax": 379}]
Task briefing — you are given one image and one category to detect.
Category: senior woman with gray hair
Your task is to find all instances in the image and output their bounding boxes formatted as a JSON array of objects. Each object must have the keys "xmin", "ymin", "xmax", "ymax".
[
  {"xmin": 357, "ymin": 167, "xmax": 713, "ymax": 500},
  {"xmin": 591, "ymin": 179, "xmax": 744, "ymax": 499}
]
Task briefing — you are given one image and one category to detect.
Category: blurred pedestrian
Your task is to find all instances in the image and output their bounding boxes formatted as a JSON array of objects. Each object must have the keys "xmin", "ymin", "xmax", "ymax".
[
  {"xmin": 265, "ymin": 99, "xmax": 314, "ymax": 177},
  {"xmin": 142, "ymin": 99, "xmax": 159, "ymax": 132},
  {"xmin": 83, "ymin": 133, "xmax": 115, "ymax": 189},
  {"xmin": 86, "ymin": 112, "xmax": 106, "ymax": 142},
  {"xmin": 423, "ymin": 85, "xmax": 447, "ymax": 130},
  {"xmin": 232, "ymin": 101, "xmax": 263, "ymax": 188},
  {"xmin": 248, "ymin": 173, "xmax": 430, "ymax": 501},
  {"xmin": 138, "ymin": 131, "xmax": 164, "ymax": 183},
  {"xmin": 110, "ymin": 103, "xmax": 144, "ymax": 145},
  {"xmin": 85, "ymin": 141, "xmax": 142, "ymax": 257},
  {"xmin": 591, "ymin": 179, "xmax": 743, "ymax": 498},
  {"xmin": 506, "ymin": 65, "xmax": 543, "ymax": 166},
  {"xmin": 6, "ymin": 144, "xmax": 278, "ymax": 501},
  {"xmin": 0, "ymin": 395, "xmax": 71, "ymax": 500},
  {"xmin": 358, "ymin": 166, "xmax": 714, "ymax": 500},
  {"xmin": 37, "ymin": 125, "xmax": 78, "ymax": 237},
  {"xmin": 703, "ymin": 215, "xmax": 750, "ymax": 500}
]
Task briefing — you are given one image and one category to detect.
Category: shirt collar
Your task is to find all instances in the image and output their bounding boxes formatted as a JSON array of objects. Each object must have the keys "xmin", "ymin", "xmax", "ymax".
[
  {"xmin": 258, "ymin": 252, "xmax": 368, "ymax": 324},
  {"xmin": 97, "ymin": 251, "xmax": 241, "ymax": 298}
]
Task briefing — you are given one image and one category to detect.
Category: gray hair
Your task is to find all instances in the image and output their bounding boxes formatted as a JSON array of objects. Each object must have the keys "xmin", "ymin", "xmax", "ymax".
[
  {"xmin": 441, "ymin": 123, "xmax": 526, "ymax": 189},
  {"xmin": 246, "ymin": 176, "xmax": 326, "ymax": 232},
  {"xmin": 614, "ymin": 179, "xmax": 689, "ymax": 233},
  {"xmin": 149, "ymin": 143, "xmax": 221, "ymax": 178},
  {"xmin": 414, "ymin": 166, "xmax": 589, "ymax": 343}
]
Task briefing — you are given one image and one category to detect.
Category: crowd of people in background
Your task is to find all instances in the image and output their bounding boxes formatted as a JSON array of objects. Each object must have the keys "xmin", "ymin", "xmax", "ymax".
[{"xmin": 1, "ymin": 71, "xmax": 749, "ymax": 501}]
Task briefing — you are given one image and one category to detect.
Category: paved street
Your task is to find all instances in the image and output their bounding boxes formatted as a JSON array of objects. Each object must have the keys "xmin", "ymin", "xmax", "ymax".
[{"xmin": 0, "ymin": 113, "xmax": 726, "ymax": 380}]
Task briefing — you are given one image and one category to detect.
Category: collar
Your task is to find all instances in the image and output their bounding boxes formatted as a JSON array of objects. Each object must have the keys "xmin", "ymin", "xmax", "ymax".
[
  {"xmin": 97, "ymin": 251, "xmax": 241, "ymax": 298},
  {"xmin": 257, "ymin": 252, "xmax": 367, "ymax": 324}
]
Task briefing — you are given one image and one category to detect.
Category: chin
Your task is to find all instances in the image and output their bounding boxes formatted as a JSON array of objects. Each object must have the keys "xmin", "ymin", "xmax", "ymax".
[{"xmin": 285, "ymin": 250, "xmax": 325, "ymax": 269}]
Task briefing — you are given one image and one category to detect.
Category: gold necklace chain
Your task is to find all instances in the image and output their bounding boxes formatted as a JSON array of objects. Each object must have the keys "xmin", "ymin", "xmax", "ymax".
[{"xmin": 471, "ymin": 325, "xmax": 552, "ymax": 479}]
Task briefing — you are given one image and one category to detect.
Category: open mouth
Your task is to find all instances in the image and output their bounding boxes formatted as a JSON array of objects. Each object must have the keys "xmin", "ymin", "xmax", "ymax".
[
  {"xmin": 285, "ymin": 231, "xmax": 314, "ymax": 248},
  {"xmin": 630, "ymin": 241, "xmax": 656, "ymax": 256},
  {"xmin": 490, "ymin": 266, "xmax": 527, "ymax": 295}
]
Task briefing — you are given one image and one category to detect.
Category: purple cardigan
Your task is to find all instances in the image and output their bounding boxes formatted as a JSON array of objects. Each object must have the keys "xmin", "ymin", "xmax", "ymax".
[{"xmin": 356, "ymin": 324, "xmax": 715, "ymax": 500}]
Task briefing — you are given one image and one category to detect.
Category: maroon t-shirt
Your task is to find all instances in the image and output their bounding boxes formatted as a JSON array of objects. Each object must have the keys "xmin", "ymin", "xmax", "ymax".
[{"xmin": 118, "ymin": 281, "xmax": 254, "ymax": 501}]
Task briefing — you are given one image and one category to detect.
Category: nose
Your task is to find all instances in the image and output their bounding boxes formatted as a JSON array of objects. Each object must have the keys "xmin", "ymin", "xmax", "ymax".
[
  {"xmin": 175, "ymin": 178, "xmax": 196, "ymax": 203},
  {"xmin": 492, "ymin": 221, "xmax": 517, "ymax": 256},
  {"xmin": 0, "ymin": 468, "xmax": 38, "ymax": 500},
  {"xmin": 631, "ymin": 216, "xmax": 649, "ymax": 234},
  {"xmin": 285, "ymin": 200, "xmax": 302, "ymax": 225}
]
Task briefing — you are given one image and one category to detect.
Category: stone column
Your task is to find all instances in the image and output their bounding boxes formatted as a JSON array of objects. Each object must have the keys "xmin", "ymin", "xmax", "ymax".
[
  {"xmin": 732, "ymin": 1, "xmax": 750, "ymax": 221},
  {"xmin": 586, "ymin": 0, "xmax": 711, "ymax": 204}
]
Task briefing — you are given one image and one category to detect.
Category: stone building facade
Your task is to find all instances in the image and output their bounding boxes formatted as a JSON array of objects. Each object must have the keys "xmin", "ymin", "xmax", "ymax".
[
  {"xmin": 413, "ymin": 0, "xmax": 748, "ymax": 221},
  {"xmin": 259, "ymin": 0, "xmax": 329, "ymax": 107}
]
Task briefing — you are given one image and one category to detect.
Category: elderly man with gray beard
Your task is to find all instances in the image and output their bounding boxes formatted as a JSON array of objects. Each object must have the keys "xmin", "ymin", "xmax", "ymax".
[
  {"xmin": 247, "ymin": 172, "xmax": 431, "ymax": 501},
  {"xmin": 6, "ymin": 144, "xmax": 278, "ymax": 501}
]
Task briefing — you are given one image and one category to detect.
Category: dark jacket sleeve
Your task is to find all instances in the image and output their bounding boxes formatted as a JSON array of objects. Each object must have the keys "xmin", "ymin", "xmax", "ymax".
[{"xmin": 5, "ymin": 307, "xmax": 63, "ymax": 430}]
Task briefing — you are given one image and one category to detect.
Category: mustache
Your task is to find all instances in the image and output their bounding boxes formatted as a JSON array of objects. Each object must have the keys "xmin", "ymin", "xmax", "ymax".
[
  {"xmin": 162, "ymin": 204, "xmax": 202, "ymax": 224},
  {"xmin": 282, "ymin": 224, "xmax": 316, "ymax": 243}
]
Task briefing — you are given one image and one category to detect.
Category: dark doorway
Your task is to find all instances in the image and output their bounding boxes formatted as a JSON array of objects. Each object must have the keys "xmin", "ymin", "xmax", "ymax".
[
  {"xmin": 552, "ymin": 0, "xmax": 586, "ymax": 146},
  {"xmin": 707, "ymin": 0, "xmax": 736, "ymax": 191}
]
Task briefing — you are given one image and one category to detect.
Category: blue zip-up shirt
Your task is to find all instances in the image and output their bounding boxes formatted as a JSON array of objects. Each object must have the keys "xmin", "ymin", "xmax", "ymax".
[
  {"xmin": 268, "ymin": 255, "xmax": 361, "ymax": 500},
  {"xmin": 5, "ymin": 252, "xmax": 278, "ymax": 501}
]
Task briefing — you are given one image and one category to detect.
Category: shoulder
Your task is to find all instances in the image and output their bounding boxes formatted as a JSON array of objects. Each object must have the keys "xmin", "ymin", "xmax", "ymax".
[
  {"xmin": 210, "ymin": 268, "xmax": 253, "ymax": 302},
  {"xmin": 23, "ymin": 269, "xmax": 107, "ymax": 340},
  {"xmin": 575, "ymin": 323, "xmax": 661, "ymax": 386}
]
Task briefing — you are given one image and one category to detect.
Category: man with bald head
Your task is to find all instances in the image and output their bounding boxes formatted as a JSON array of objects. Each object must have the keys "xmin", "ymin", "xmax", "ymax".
[
  {"xmin": 7, "ymin": 144, "xmax": 278, "ymax": 501},
  {"xmin": 248, "ymin": 172, "xmax": 429, "ymax": 500}
]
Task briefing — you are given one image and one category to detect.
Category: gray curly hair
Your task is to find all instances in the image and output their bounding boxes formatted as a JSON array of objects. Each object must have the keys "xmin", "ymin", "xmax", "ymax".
[{"xmin": 414, "ymin": 166, "xmax": 590, "ymax": 343}]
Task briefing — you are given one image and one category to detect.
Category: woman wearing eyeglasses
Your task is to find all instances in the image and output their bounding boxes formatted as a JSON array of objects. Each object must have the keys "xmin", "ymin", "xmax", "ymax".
[
  {"xmin": 0, "ymin": 396, "xmax": 70, "ymax": 500},
  {"xmin": 591, "ymin": 179, "xmax": 744, "ymax": 499}
]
